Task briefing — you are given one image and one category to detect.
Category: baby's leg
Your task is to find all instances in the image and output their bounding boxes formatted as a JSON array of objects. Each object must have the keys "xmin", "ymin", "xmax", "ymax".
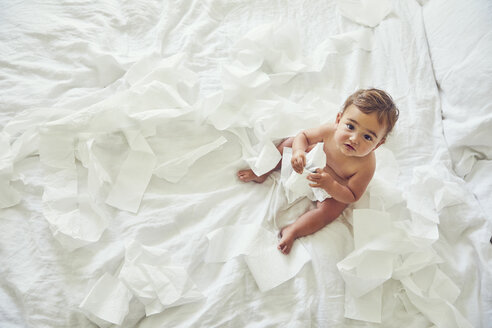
[
  {"xmin": 237, "ymin": 137, "xmax": 295, "ymax": 183},
  {"xmin": 278, "ymin": 198, "xmax": 346, "ymax": 254}
]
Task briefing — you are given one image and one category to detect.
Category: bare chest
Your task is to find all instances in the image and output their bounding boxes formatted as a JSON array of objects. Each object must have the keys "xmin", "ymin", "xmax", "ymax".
[{"xmin": 323, "ymin": 143, "xmax": 359, "ymax": 182}]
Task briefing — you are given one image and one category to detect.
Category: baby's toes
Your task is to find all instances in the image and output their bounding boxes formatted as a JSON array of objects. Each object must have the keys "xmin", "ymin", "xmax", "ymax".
[{"xmin": 278, "ymin": 240, "xmax": 287, "ymax": 253}]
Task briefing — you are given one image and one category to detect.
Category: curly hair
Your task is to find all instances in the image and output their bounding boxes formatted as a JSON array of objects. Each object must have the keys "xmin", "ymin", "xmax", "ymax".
[{"xmin": 341, "ymin": 88, "xmax": 399, "ymax": 135}]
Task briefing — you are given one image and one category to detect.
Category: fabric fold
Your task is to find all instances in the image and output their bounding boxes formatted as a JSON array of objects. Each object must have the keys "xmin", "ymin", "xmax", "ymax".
[
  {"xmin": 0, "ymin": 132, "xmax": 20, "ymax": 208},
  {"xmin": 336, "ymin": 0, "xmax": 392, "ymax": 27}
]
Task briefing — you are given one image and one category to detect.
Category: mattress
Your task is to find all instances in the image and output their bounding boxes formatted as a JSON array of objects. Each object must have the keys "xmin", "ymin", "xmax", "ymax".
[{"xmin": 1, "ymin": 0, "xmax": 491, "ymax": 327}]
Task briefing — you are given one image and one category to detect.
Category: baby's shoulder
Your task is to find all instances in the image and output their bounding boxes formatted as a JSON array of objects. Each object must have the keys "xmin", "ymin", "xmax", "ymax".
[
  {"xmin": 319, "ymin": 123, "xmax": 336, "ymax": 139},
  {"xmin": 321, "ymin": 122, "xmax": 336, "ymax": 132}
]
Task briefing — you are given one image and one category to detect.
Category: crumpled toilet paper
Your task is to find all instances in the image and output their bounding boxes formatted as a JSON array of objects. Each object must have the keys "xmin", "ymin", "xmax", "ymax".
[
  {"xmin": 80, "ymin": 241, "xmax": 203, "ymax": 326},
  {"xmin": 16, "ymin": 54, "xmax": 206, "ymax": 252},
  {"xmin": 1, "ymin": 16, "xmax": 475, "ymax": 328},
  {"xmin": 244, "ymin": 139, "xmax": 282, "ymax": 177},
  {"xmin": 80, "ymin": 273, "xmax": 133, "ymax": 326},
  {"xmin": 338, "ymin": 209, "xmax": 393, "ymax": 323},
  {"xmin": 401, "ymin": 266, "xmax": 472, "ymax": 328},
  {"xmin": 105, "ymin": 130, "xmax": 156, "ymax": 213},
  {"xmin": 205, "ymin": 224, "xmax": 311, "ymax": 292},
  {"xmin": 281, "ymin": 143, "xmax": 331, "ymax": 203},
  {"xmin": 337, "ymin": 163, "xmax": 474, "ymax": 327},
  {"xmin": 154, "ymin": 136, "xmax": 227, "ymax": 183},
  {"xmin": 118, "ymin": 241, "xmax": 203, "ymax": 316},
  {"xmin": 39, "ymin": 129, "xmax": 109, "ymax": 251}
]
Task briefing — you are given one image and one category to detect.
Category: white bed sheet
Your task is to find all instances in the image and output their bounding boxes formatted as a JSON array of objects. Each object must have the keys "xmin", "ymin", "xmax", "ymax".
[
  {"xmin": 1, "ymin": 0, "xmax": 491, "ymax": 327},
  {"xmin": 422, "ymin": 4, "xmax": 492, "ymax": 324},
  {"xmin": 422, "ymin": 0, "xmax": 492, "ymax": 225}
]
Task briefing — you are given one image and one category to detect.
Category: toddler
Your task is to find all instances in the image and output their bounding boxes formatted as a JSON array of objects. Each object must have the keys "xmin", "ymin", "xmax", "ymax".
[{"xmin": 238, "ymin": 88, "xmax": 399, "ymax": 254}]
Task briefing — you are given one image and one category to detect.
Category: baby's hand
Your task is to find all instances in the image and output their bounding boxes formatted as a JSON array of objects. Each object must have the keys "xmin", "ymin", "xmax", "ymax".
[
  {"xmin": 307, "ymin": 168, "xmax": 335, "ymax": 191},
  {"xmin": 291, "ymin": 150, "xmax": 306, "ymax": 174}
]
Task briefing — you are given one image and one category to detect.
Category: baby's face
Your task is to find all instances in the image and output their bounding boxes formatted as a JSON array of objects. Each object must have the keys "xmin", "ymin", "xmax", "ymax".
[{"xmin": 334, "ymin": 104, "xmax": 387, "ymax": 157}]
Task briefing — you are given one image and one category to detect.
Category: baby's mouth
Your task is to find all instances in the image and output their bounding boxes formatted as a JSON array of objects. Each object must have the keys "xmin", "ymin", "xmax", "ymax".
[{"xmin": 344, "ymin": 143, "xmax": 355, "ymax": 151}]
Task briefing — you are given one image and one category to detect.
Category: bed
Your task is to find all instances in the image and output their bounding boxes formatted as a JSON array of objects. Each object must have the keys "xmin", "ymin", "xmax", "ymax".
[{"xmin": 1, "ymin": 0, "xmax": 491, "ymax": 327}]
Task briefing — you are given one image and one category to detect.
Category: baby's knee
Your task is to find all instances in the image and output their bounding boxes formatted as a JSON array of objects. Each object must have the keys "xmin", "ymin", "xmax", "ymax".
[
  {"xmin": 317, "ymin": 199, "xmax": 345, "ymax": 219},
  {"xmin": 278, "ymin": 137, "xmax": 294, "ymax": 147},
  {"xmin": 276, "ymin": 137, "xmax": 294, "ymax": 153},
  {"xmin": 317, "ymin": 199, "xmax": 330, "ymax": 208}
]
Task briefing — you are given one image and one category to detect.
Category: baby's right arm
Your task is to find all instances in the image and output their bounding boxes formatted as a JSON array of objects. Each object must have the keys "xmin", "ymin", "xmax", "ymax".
[
  {"xmin": 291, "ymin": 149, "xmax": 306, "ymax": 173},
  {"xmin": 291, "ymin": 124, "xmax": 331, "ymax": 173}
]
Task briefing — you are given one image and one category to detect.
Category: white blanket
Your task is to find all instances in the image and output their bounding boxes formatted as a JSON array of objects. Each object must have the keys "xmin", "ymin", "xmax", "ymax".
[{"xmin": 1, "ymin": 0, "xmax": 491, "ymax": 327}]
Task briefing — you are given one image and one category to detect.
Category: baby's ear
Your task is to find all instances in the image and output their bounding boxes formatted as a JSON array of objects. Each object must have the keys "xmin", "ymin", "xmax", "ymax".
[
  {"xmin": 336, "ymin": 112, "xmax": 342, "ymax": 123},
  {"xmin": 374, "ymin": 137, "xmax": 386, "ymax": 150}
]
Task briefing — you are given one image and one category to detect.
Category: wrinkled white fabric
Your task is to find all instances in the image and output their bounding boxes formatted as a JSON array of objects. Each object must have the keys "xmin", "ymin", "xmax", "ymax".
[
  {"xmin": 0, "ymin": 1, "xmax": 490, "ymax": 327},
  {"xmin": 336, "ymin": 0, "xmax": 392, "ymax": 27},
  {"xmin": 0, "ymin": 132, "xmax": 20, "ymax": 208},
  {"xmin": 205, "ymin": 224, "xmax": 273, "ymax": 262}
]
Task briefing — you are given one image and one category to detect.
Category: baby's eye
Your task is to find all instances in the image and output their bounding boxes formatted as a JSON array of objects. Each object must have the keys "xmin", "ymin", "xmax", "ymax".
[
  {"xmin": 346, "ymin": 124, "xmax": 354, "ymax": 130},
  {"xmin": 364, "ymin": 134, "xmax": 373, "ymax": 141}
]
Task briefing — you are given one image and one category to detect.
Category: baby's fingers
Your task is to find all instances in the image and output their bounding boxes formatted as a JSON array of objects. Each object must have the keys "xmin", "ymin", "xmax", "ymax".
[
  {"xmin": 307, "ymin": 173, "xmax": 320, "ymax": 180},
  {"xmin": 300, "ymin": 157, "xmax": 306, "ymax": 168},
  {"xmin": 291, "ymin": 160, "xmax": 303, "ymax": 173}
]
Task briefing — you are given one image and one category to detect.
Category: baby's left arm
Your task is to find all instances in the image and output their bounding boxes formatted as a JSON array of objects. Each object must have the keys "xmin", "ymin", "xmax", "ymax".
[{"xmin": 307, "ymin": 167, "xmax": 374, "ymax": 204}]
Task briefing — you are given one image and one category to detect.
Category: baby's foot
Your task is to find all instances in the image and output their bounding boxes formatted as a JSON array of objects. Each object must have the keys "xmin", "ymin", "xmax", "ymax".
[
  {"xmin": 278, "ymin": 225, "xmax": 295, "ymax": 255},
  {"xmin": 237, "ymin": 169, "xmax": 268, "ymax": 183}
]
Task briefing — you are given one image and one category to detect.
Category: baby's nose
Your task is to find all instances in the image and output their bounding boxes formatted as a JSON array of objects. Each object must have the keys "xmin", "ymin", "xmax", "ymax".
[{"xmin": 349, "ymin": 134, "xmax": 359, "ymax": 143}]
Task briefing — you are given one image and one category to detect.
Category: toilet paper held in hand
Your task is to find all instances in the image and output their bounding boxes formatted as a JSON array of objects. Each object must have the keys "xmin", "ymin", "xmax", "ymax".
[{"xmin": 281, "ymin": 142, "xmax": 331, "ymax": 203}]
